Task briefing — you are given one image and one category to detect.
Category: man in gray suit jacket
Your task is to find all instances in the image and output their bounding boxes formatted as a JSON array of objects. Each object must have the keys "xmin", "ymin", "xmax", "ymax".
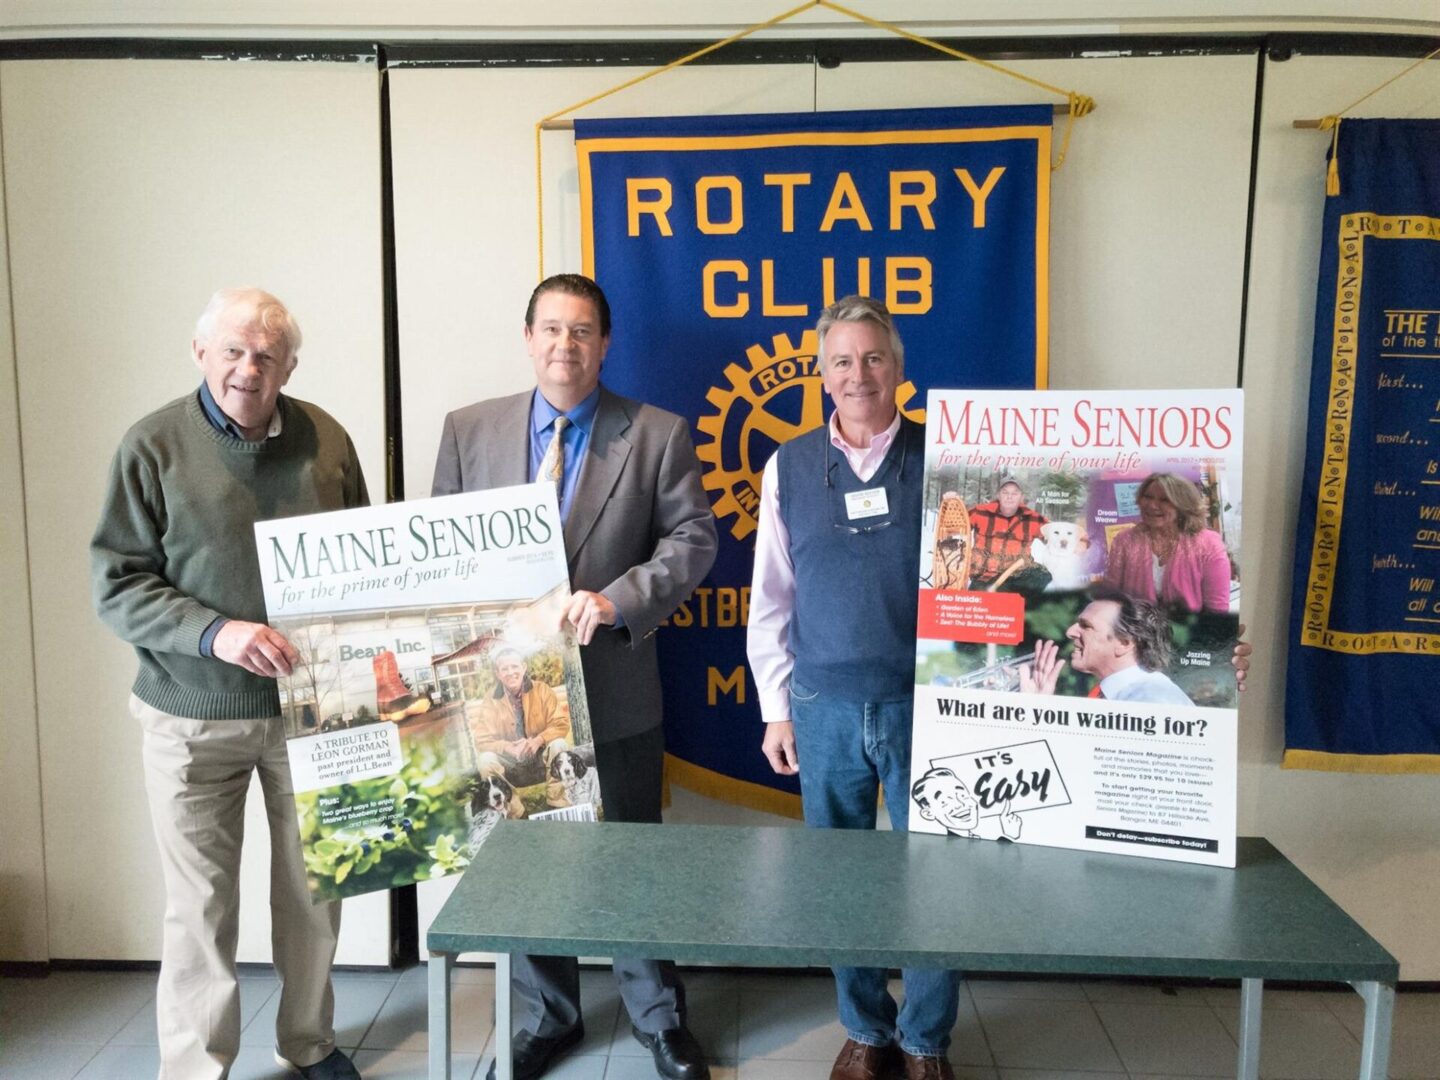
[{"xmin": 432, "ymin": 274, "xmax": 717, "ymax": 1080}]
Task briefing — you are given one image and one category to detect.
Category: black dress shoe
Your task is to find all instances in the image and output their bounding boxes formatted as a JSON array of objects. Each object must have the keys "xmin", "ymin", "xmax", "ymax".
[
  {"xmin": 485, "ymin": 1024, "xmax": 584, "ymax": 1080},
  {"xmin": 631, "ymin": 1024, "xmax": 710, "ymax": 1079}
]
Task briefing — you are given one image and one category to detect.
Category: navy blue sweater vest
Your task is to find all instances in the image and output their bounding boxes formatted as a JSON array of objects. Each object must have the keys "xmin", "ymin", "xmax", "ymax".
[{"xmin": 777, "ymin": 417, "xmax": 923, "ymax": 700}]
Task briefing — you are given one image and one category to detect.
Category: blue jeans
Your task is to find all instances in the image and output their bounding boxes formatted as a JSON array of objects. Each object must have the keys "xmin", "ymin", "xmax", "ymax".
[{"xmin": 788, "ymin": 678, "xmax": 961, "ymax": 1057}]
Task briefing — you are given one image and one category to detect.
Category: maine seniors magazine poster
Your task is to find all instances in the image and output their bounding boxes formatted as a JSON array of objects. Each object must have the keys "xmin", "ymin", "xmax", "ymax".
[
  {"xmin": 909, "ymin": 390, "xmax": 1242, "ymax": 866},
  {"xmin": 254, "ymin": 484, "xmax": 602, "ymax": 901}
]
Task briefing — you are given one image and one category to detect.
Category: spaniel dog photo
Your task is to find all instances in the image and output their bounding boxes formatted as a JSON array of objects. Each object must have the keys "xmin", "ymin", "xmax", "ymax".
[
  {"xmin": 549, "ymin": 748, "xmax": 603, "ymax": 813},
  {"xmin": 466, "ymin": 773, "xmax": 525, "ymax": 851}
]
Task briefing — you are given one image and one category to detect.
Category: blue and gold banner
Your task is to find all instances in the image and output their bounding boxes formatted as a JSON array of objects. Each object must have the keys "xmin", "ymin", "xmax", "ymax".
[
  {"xmin": 577, "ymin": 106, "xmax": 1051, "ymax": 809},
  {"xmin": 1285, "ymin": 119, "xmax": 1440, "ymax": 774}
]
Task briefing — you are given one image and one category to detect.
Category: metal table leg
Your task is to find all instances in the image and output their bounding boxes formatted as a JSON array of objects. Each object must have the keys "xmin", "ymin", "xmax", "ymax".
[
  {"xmin": 1350, "ymin": 980, "xmax": 1395, "ymax": 1080},
  {"xmin": 1237, "ymin": 977, "xmax": 1263, "ymax": 1080},
  {"xmin": 428, "ymin": 952, "xmax": 455, "ymax": 1080},
  {"xmin": 495, "ymin": 953, "xmax": 513, "ymax": 1080}
]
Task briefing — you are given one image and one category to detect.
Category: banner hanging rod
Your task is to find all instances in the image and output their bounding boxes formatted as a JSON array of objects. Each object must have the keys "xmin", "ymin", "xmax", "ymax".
[{"xmin": 540, "ymin": 101, "xmax": 1073, "ymax": 131}]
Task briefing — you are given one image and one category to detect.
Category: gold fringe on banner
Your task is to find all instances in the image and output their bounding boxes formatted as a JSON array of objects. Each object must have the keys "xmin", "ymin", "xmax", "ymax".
[
  {"xmin": 663, "ymin": 754, "xmax": 804, "ymax": 819},
  {"xmin": 1283, "ymin": 748, "xmax": 1440, "ymax": 776},
  {"xmin": 533, "ymin": 0, "xmax": 1096, "ymax": 278}
]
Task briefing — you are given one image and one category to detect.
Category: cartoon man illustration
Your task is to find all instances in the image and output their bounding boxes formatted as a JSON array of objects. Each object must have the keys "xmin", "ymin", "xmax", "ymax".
[{"xmin": 910, "ymin": 767, "xmax": 1022, "ymax": 840}]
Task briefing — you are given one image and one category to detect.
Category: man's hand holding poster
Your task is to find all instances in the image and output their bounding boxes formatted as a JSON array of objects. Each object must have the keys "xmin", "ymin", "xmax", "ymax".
[
  {"xmin": 909, "ymin": 390, "xmax": 1242, "ymax": 866},
  {"xmin": 254, "ymin": 484, "xmax": 601, "ymax": 901}
]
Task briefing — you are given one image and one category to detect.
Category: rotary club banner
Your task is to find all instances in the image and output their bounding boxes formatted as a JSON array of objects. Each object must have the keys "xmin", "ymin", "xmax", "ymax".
[
  {"xmin": 576, "ymin": 105, "xmax": 1052, "ymax": 809},
  {"xmin": 1285, "ymin": 119, "xmax": 1440, "ymax": 773}
]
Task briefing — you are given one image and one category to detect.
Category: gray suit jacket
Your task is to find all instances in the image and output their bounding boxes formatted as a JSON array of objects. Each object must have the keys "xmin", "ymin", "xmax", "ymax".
[{"xmin": 431, "ymin": 387, "xmax": 717, "ymax": 744}]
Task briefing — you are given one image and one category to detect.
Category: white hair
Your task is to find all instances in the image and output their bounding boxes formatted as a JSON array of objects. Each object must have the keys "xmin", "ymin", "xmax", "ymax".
[
  {"xmin": 194, "ymin": 287, "xmax": 302, "ymax": 364},
  {"xmin": 814, "ymin": 294, "xmax": 904, "ymax": 375}
]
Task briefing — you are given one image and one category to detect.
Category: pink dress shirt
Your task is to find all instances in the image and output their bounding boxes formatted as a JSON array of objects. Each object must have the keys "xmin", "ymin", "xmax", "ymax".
[{"xmin": 747, "ymin": 411, "xmax": 902, "ymax": 726}]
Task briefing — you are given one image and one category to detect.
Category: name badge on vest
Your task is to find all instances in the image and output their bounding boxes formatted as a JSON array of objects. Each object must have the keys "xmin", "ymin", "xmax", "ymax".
[{"xmin": 845, "ymin": 487, "xmax": 890, "ymax": 521}]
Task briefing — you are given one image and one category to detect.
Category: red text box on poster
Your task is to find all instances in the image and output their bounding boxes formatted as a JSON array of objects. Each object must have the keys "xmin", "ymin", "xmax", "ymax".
[{"xmin": 917, "ymin": 589, "xmax": 1024, "ymax": 644}]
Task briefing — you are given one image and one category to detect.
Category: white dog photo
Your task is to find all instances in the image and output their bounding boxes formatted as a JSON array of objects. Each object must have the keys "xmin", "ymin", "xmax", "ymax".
[{"xmin": 1030, "ymin": 521, "xmax": 1090, "ymax": 591}]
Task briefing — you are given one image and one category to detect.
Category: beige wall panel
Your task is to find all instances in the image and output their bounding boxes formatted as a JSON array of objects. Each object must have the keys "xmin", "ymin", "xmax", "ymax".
[
  {"xmin": 0, "ymin": 79, "xmax": 49, "ymax": 963},
  {"xmin": 389, "ymin": 61, "xmax": 813, "ymax": 940},
  {"xmin": 1241, "ymin": 55, "xmax": 1440, "ymax": 979},
  {"xmin": 1, "ymin": 58, "xmax": 389, "ymax": 963},
  {"xmin": 390, "ymin": 63, "xmax": 814, "ymax": 500},
  {"xmin": 819, "ymin": 54, "xmax": 1258, "ymax": 391}
]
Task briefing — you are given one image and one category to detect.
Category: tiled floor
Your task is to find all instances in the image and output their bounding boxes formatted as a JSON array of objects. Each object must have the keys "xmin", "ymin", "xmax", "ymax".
[{"xmin": 1, "ymin": 966, "xmax": 1437, "ymax": 1079}]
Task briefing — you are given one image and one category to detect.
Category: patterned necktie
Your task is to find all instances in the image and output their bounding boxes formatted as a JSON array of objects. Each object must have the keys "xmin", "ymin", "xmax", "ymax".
[{"xmin": 540, "ymin": 415, "xmax": 570, "ymax": 486}]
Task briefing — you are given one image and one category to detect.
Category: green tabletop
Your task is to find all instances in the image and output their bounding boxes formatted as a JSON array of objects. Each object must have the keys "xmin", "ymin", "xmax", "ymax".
[{"xmin": 427, "ymin": 822, "xmax": 1397, "ymax": 984}]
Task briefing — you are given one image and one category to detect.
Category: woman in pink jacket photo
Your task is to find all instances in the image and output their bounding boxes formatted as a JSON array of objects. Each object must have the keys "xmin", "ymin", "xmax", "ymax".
[{"xmin": 1103, "ymin": 472, "xmax": 1232, "ymax": 614}]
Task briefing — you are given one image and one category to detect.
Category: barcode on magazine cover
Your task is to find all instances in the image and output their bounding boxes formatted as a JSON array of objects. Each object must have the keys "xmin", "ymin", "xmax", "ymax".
[{"xmin": 530, "ymin": 805, "xmax": 599, "ymax": 823}]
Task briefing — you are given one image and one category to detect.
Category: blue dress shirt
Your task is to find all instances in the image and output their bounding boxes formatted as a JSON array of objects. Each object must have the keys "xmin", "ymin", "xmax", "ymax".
[
  {"xmin": 199, "ymin": 380, "xmax": 246, "ymax": 440},
  {"xmin": 528, "ymin": 386, "xmax": 600, "ymax": 522}
]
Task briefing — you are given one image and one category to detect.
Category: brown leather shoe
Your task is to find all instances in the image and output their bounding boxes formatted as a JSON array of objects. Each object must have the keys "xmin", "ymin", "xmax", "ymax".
[
  {"xmin": 900, "ymin": 1050, "xmax": 955, "ymax": 1080},
  {"xmin": 829, "ymin": 1038, "xmax": 900, "ymax": 1080}
]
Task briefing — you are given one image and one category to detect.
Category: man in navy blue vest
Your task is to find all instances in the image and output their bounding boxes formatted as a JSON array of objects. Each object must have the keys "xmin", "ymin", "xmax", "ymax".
[{"xmin": 747, "ymin": 296, "xmax": 959, "ymax": 1080}]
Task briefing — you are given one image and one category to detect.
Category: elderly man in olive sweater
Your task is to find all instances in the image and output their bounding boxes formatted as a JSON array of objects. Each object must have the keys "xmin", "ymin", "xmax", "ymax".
[{"xmin": 91, "ymin": 287, "xmax": 366, "ymax": 1080}]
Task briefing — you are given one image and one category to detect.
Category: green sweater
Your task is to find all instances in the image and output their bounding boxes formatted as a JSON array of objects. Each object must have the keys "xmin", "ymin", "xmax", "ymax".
[{"xmin": 92, "ymin": 392, "xmax": 368, "ymax": 719}]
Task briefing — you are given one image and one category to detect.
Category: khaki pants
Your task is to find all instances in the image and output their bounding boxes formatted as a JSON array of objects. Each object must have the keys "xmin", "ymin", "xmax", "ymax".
[{"xmin": 132, "ymin": 695, "xmax": 341, "ymax": 1079}]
